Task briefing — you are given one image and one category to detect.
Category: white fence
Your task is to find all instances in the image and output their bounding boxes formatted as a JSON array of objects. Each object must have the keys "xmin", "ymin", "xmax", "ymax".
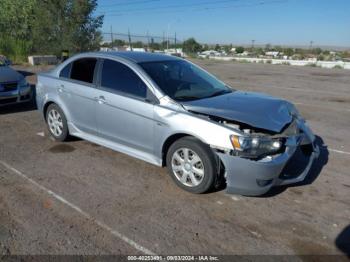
[
  {"xmin": 28, "ymin": 55, "xmax": 58, "ymax": 66},
  {"xmin": 209, "ymin": 56, "xmax": 350, "ymax": 70}
]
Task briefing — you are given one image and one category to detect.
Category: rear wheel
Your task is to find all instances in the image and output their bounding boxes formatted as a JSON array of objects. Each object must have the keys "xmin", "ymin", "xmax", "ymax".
[
  {"xmin": 166, "ymin": 137, "xmax": 217, "ymax": 194},
  {"xmin": 46, "ymin": 104, "xmax": 69, "ymax": 142}
]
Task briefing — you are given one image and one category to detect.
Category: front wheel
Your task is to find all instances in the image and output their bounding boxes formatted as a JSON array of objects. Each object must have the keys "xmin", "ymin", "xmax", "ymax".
[
  {"xmin": 46, "ymin": 104, "xmax": 69, "ymax": 142},
  {"xmin": 166, "ymin": 137, "xmax": 217, "ymax": 194}
]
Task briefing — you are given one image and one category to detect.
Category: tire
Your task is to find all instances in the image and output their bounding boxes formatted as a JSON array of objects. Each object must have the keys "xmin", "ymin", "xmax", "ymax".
[
  {"xmin": 166, "ymin": 136, "xmax": 217, "ymax": 194},
  {"xmin": 46, "ymin": 104, "xmax": 69, "ymax": 142}
]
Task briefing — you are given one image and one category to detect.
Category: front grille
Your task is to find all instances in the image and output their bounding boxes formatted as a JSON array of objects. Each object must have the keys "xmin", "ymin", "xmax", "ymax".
[
  {"xmin": 0, "ymin": 97, "xmax": 17, "ymax": 105},
  {"xmin": 0, "ymin": 82, "xmax": 18, "ymax": 92}
]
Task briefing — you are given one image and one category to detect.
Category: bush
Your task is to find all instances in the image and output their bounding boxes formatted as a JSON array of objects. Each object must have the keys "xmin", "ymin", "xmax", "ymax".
[
  {"xmin": 266, "ymin": 60, "xmax": 272, "ymax": 64},
  {"xmin": 317, "ymin": 54, "xmax": 325, "ymax": 61},
  {"xmin": 333, "ymin": 65, "xmax": 343, "ymax": 69},
  {"xmin": 187, "ymin": 53, "xmax": 199, "ymax": 59},
  {"xmin": 235, "ymin": 46, "xmax": 245, "ymax": 54},
  {"xmin": 238, "ymin": 59, "xmax": 249, "ymax": 63},
  {"xmin": 306, "ymin": 63, "xmax": 317, "ymax": 67},
  {"xmin": 0, "ymin": 37, "xmax": 32, "ymax": 63},
  {"xmin": 282, "ymin": 62, "xmax": 291, "ymax": 65}
]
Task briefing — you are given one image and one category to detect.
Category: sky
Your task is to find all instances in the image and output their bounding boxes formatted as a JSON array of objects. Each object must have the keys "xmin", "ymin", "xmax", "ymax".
[{"xmin": 96, "ymin": 0, "xmax": 350, "ymax": 47}]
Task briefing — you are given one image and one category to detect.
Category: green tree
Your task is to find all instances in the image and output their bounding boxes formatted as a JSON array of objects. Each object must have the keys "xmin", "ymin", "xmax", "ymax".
[
  {"xmin": 284, "ymin": 48, "xmax": 294, "ymax": 57},
  {"xmin": 0, "ymin": 0, "xmax": 104, "ymax": 61},
  {"xmin": 132, "ymin": 41, "xmax": 144, "ymax": 48},
  {"xmin": 215, "ymin": 44, "xmax": 221, "ymax": 51},
  {"xmin": 274, "ymin": 46, "xmax": 283, "ymax": 52},
  {"xmin": 311, "ymin": 48, "xmax": 322, "ymax": 55},
  {"xmin": 31, "ymin": 0, "xmax": 103, "ymax": 54},
  {"xmin": 149, "ymin": 42, "xmax": 161, "ymax": 51},
  {"xmin": 112, "ymin": 39, "xmax": 126, "ymax": 47},
  {"xmin": 182, "ymin": 38, "xmax": 202, "ymax": 54},
  {"xmin": 0, "ymin": 0, "xmax": 36, "ymax": 61},
  {"xmin": 223, "ymin": 45, "xmax": 232, "ymax": 54},
  {"xmin": 236, "ymin": 46, "xmax": 245, "ymax": 54},
  {"xmin": 317, "ymin": 54, "xmax": 325, "ymax": 61},
  {"xmin": 255, "ymin": 47, "xmax": 264, "ymax": 56}
]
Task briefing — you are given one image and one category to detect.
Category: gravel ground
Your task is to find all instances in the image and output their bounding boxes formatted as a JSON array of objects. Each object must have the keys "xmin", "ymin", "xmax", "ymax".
[{"xmin": 0, "ymin": 60, "xmax": 349, "ymax": 258}]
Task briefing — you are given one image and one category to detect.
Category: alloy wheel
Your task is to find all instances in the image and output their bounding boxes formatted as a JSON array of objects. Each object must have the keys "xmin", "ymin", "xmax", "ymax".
[{"xmin": 47, "ymin": 109, "xmax": 63, "ymax": 137}]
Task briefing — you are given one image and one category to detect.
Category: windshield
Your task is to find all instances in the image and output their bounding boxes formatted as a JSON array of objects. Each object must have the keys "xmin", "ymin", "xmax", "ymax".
[{"xmin": 139, "ymin": 60, "xmax": 233, "ymax": 101}]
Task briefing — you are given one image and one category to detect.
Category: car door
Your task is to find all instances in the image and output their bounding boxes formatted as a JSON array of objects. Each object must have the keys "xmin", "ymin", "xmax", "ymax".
[
  {"xmin": 95, "ymin": 58, "xmax": 156, "ymax": 155},
  {"xmin": 58, "ymin": 58, "xmax": 99, "ymax": 135}
]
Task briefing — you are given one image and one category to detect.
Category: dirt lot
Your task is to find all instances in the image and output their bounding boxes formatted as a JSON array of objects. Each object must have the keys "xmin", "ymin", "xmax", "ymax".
[{"xmin": 0, "ymin": 60, "xmax": 349, "ymax": 257}]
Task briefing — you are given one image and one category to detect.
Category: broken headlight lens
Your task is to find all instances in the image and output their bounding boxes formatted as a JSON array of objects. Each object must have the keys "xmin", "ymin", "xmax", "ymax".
[{"xmin": 230, "ymin": 135, "xmax": 284, "ymax": 158}]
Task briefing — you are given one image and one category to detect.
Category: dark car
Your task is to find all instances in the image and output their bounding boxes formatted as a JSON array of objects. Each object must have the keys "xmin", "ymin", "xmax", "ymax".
[{"xmin": 0, "ymin": 56, "xmax": 32, "ymax": 106}]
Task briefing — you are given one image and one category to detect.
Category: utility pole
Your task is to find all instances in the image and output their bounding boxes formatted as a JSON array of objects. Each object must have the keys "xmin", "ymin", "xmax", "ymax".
[
  {"xmin": 147, "ymin": 30, "xmax": 150, "ymax": 52},
  {"xmin": 162, "ymin": 31, "xmax": 165, "ymax": 51},
  {"xmin": 309, "ymin": 40, "xmax": 314, "ymax": 50},
  {"xmin": 174, "ymin": 32, "xmax": 177, "ymax": 53},
  {"xmin": 128, "ymin": 29, "xmax": 133, "ymax": 51},
  {"xmin": 110, "ymin": 25, "xmax": 114, "ymax": 48},
  {"xmin": 166, "ymin": 24, "xmax": 170, "ymax": 51}
]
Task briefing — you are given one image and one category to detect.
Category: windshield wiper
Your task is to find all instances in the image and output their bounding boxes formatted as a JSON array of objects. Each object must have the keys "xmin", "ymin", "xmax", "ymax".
[
  {"xmin": 175, "ymin": 95, "xmax": 201, "ymax": 101},
  {"xmin": 207, "ymin": 89, "xmax": 231, "ymax": 98}
]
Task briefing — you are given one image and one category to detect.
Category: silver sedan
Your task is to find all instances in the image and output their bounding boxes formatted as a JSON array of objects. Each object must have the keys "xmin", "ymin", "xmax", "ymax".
[{"xmin": 36, "ymin": 52, "xmax": 319, "ymax": 196}]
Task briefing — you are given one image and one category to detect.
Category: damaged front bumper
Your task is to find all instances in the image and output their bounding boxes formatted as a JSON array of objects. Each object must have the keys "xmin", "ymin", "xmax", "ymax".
[{"xmin": 216, "ymin": 121, "xmax": 320, "ymax": 196}]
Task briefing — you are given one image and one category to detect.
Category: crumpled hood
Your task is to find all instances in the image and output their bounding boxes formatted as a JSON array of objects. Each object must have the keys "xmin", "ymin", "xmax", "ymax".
[
  {"xmin": 182, "ymin": 91, "xmax": 293, "ymax": 133},
  {"xmin": 0, "ymin": 66, "xmax": 23, "ymax": 83}
]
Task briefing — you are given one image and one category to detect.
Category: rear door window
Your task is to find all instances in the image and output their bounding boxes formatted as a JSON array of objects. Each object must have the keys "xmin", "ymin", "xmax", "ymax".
[
  {"xmin": 70, "ymin": 58, "xmax": 97, "ymax": 84},
  {"xmin": 101, "ymin": 59, "xmax": 147, "ymax": 99}
]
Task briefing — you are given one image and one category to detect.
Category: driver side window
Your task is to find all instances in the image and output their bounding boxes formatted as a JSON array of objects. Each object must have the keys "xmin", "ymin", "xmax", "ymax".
[{"xmin": 101, "ymin": 59, "xmax": 147, "ymax": 99}]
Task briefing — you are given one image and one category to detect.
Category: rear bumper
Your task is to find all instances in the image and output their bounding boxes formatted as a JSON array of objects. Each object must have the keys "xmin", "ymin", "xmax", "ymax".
[
  {"xmin": 217, "ymin": 121, "xmax": 319, "ymax": 196},
  {"xmin": 0, "ymin": 84, "xmax": 32, "ymax": 106}
]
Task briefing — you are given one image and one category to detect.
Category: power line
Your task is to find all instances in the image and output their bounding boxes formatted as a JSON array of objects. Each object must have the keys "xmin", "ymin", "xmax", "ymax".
[
  {"xmin": 103, "ymin": 0, "xmax": 288, "ymax": 16},
  {"xmin": 102, "ymin": 32, "xmax": 178, "ymax": 41},
  {"xmin": 99, "ymin": 0, "xmax": 160, "ymax": 8},
  {"xmin": 99, "ymin": 0, "xmax": 243, "ymax": 14}
]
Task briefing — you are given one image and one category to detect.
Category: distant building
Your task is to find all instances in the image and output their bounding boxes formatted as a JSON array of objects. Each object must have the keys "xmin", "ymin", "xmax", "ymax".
[
  {"xmin": 164, "ymin": 48, "xmax": 184, "ymax": 57},
  {"xmin": 199, "ymin": 50, "xmax": 222, "ymax": 57},
  {"xmin": 236, "ymin": 51, "xmax": 250, "ymax": 57},
  {"xmin": 265, "ymin": 51, "xmax": 280, "ymax": 58},
  {"xmin": 100, "ymin": 47, "xmax": 118, "ymax": 52},
  {"xmin": 126, "ymin": 47, "xmax": 146, "ymax": 52}
]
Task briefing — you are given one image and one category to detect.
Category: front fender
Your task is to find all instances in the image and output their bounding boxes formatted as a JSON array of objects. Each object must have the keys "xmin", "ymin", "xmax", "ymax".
[{"xmin": 154, "ymin": 105, "xmax": 239, "ymax": 158}]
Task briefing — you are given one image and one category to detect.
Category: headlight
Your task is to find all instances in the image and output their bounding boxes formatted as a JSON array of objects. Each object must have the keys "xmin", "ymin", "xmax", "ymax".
[
  {"xmin": 230, "ymin": 135, "xmax": 284, "ymax": 158},
  {"xmin": 18, "ymin": 78, "xmax": 28, "ymax": 87}
]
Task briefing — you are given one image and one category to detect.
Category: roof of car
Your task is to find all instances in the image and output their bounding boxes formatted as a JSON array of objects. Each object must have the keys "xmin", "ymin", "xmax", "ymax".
[{"xmin": 90, "ymin": 51, "xmax": 182, "ymax": 63}]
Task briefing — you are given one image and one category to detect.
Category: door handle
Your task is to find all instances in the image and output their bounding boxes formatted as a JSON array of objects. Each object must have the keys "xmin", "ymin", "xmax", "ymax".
[
  {"xmin": 95, "ymin": 96, "xmax": 106, "ymax": 104},
  {"xmin": 57, "ymin": 84, "xmax": 65, "ymax": 93}
]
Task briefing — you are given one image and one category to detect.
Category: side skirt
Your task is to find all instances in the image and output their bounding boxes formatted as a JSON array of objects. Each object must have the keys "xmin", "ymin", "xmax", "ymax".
[{"xmin": 68, "ymin": 122, "xmax": 162, "ymax": 167}]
